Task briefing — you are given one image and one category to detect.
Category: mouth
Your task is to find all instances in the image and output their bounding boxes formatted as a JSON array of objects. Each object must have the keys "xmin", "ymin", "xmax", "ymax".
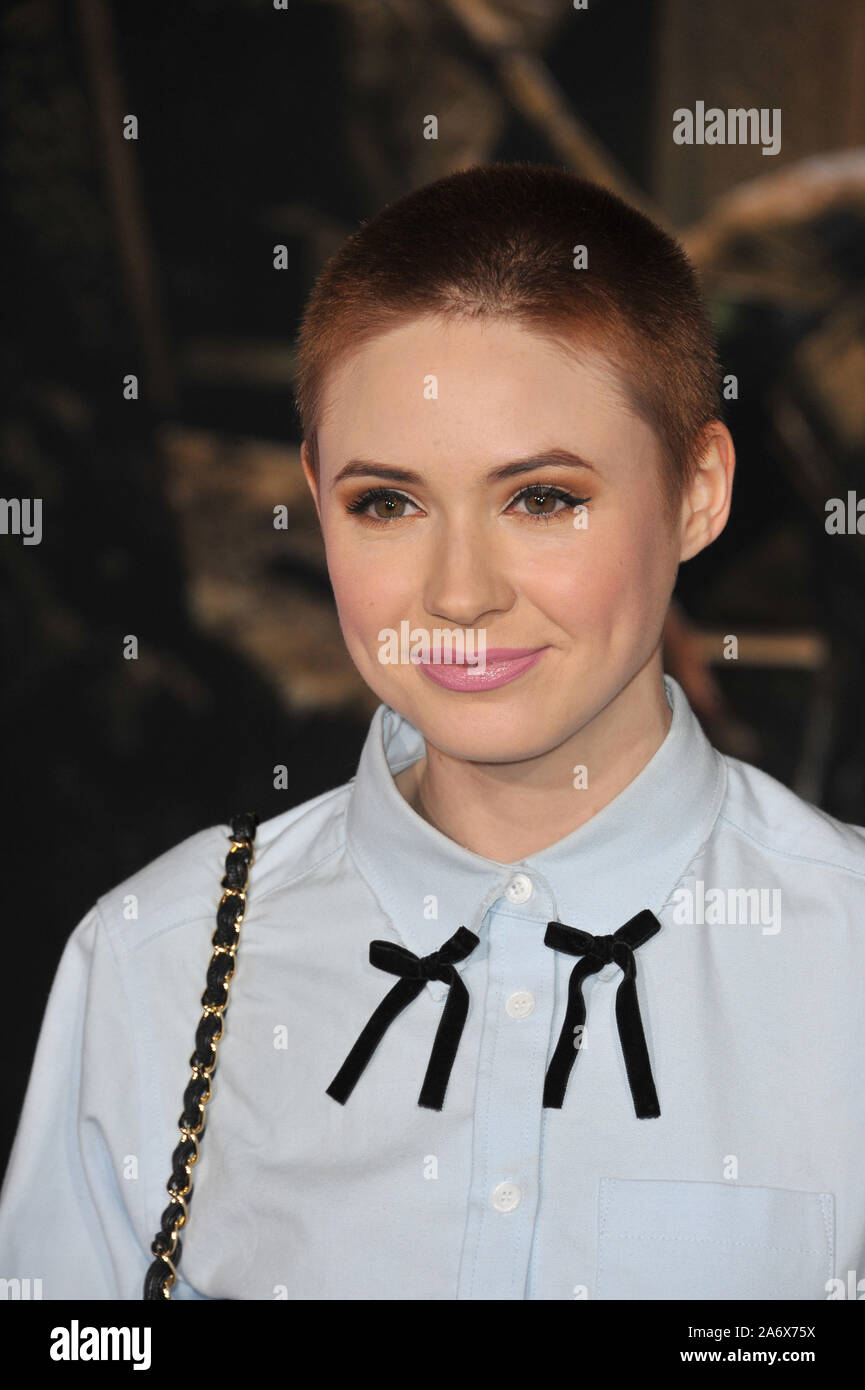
[{"xmin": 417, "ymin": 646, "xmax": 550, "ymax": 692}]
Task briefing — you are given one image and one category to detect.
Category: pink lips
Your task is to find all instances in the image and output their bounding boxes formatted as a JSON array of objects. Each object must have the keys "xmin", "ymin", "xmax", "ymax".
[{"xmin": 418, "ymin": 646, "xmax": 549, "ymax": 692}]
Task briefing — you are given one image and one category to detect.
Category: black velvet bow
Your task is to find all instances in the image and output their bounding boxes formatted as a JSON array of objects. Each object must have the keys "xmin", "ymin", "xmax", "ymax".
[
  {"xmin": 326, "ymin": 926, "xmax": 480, "ymax": 1110},
  {"xmin": 543, "ymin": 909, "xmax": 661, "ymax": 1118}
]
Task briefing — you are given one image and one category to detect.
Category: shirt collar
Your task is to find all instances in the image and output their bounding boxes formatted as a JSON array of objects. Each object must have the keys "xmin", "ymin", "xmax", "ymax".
[{"xmin": 345, "ymin": 674, "xmax": 727, "ymax": 1001}]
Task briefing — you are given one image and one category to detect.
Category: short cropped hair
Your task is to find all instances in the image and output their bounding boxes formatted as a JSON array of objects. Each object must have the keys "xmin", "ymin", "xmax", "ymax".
[{"xmin": 293, "ymin": 161, "xmax": 722, "ymax": 516}]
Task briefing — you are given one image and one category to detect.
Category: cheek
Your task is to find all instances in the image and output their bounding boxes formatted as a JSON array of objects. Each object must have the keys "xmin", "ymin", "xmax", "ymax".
[
  {"xmin": 523, "ymin": 523, "xmax": 671, "ymax": 640},
  {"xmin": 324, "ymin": 533, "xmax": 416, "ymax": 640}
]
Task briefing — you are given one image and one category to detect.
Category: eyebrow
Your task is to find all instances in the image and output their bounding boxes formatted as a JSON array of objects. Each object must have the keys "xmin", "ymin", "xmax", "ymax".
[{"xmin": 329, "ymin": 448, "xmax": 599, "ymax": 489}]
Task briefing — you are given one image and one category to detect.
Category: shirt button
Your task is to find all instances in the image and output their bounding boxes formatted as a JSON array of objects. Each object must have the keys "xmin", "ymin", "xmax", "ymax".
[
  {"xmin": 491, "ymin": 1181, "xmax": 522, "ymax": 1213},
  {"xmin": 505, "ymin": 990, "xmax": 536, "ymax": 1019},
  {"xmin": 504, "ymin": 873, "xmax": 533, "ymax": 904}
]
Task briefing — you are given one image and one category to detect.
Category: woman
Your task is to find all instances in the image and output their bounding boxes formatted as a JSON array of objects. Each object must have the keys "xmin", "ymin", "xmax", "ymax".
[{"xmin": 1, "ymin": 162, "xmax": 863, "ymax": 1301}]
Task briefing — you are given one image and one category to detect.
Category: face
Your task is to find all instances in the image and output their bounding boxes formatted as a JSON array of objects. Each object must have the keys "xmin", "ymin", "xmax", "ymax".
[{"xmin": 304, "ymin": 314, "xmax": 688, "ymax": 765}]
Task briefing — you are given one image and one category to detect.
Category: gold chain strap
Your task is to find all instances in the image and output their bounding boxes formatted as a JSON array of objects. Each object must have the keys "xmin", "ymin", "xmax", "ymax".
[{"xmin": 143, "ymin": 812, "xmax": 258, "ymax": 1299}]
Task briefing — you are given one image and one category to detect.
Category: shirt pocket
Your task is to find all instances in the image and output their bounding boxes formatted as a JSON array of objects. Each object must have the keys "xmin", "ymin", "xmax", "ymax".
[{"xmin": 596, "ymin": 1177, "xmax": 834, "ymax": 1300}]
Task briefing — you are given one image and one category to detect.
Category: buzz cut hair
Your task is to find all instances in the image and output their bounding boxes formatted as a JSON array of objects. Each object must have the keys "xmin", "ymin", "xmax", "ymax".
[{"xmin": 293, "ymin": 161, "xmax": 722, "ymax": 518}]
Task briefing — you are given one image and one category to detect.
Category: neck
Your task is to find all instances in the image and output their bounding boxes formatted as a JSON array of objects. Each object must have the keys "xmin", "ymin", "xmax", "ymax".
[{"xmin": 393, "ymin": 657, "xmax": 673, "ymax": 863}]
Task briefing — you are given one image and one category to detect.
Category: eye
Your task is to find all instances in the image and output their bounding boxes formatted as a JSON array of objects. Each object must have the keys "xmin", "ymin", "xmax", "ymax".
[
  {"xmin": 345, "ymin": 487, "xmax": 423, "ymax": 523},
  {"xmin": 505, "ymin": 483, "xmax": 590, "ymax": 520}
]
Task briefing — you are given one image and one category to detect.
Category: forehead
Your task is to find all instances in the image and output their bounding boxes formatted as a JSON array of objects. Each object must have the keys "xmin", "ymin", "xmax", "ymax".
[{"xmin": 316, "ymin": 315, "xmax": 658, "ymax": 477}]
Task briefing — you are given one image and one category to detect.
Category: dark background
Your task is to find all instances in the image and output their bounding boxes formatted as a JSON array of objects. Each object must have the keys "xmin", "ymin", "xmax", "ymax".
[{"xmin": 2, "ymin": 0, "xmax": 865, "ymax": 1176}]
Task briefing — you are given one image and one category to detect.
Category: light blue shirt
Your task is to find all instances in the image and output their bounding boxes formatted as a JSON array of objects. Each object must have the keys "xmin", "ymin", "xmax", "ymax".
[{"xmin": 2, "ymin": 673, "xmax": 864, "ymax": 1300}]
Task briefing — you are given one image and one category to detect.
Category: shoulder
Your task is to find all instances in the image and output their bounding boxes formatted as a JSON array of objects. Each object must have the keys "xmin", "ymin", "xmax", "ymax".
[
  {"xmin": 719, "ymin": 753, "xmax": 865, "ymax": 881},
  {"xmin": 92, "ymin": 778, "xmax": 353, "ymax": 953}
]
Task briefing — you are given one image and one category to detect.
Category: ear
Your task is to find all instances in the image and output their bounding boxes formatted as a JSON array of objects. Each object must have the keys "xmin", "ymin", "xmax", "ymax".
[
  {"xmin": 678, "ymin": 421, "xmax": 735, "ymax": 564},
  {"xmin": 300, "ymin": 439, "xmax": 322, "ymax": 524}
]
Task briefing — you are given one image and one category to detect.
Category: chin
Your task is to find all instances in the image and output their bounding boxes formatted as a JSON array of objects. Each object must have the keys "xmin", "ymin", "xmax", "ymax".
[
  {"xmin": 433, "ymin": 723, "xmax": 571, "ymax": 766},
  {"xmin": 396, "ymin": 694, "xmax": 575, "ymax": 765}
]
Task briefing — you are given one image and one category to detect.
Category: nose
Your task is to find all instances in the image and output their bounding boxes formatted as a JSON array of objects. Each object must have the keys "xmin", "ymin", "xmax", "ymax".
[{"xmin": 421, "ymin": 520, "xmax": 516, "ymax": 629}]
